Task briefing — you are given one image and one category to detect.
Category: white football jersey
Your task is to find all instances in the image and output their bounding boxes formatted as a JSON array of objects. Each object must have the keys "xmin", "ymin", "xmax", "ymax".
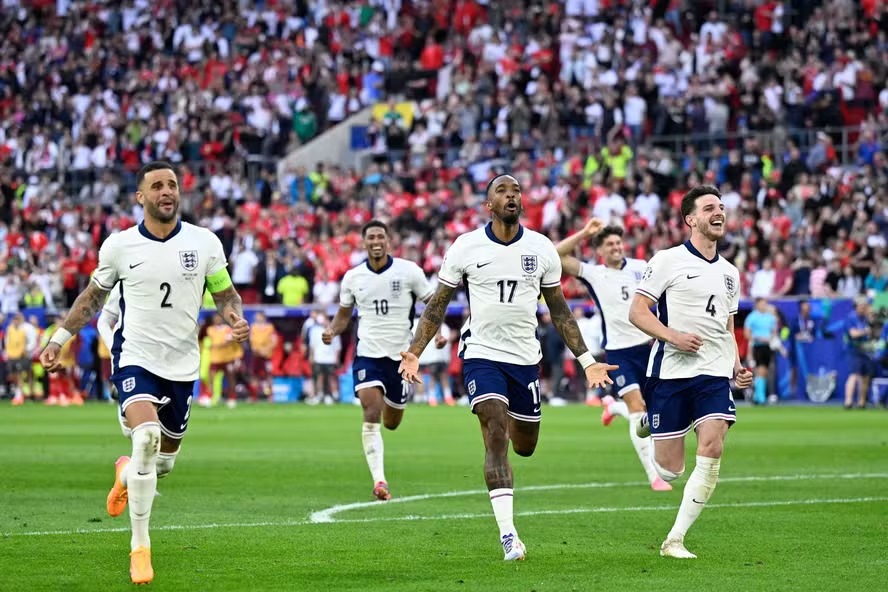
[
  {"xmin": 438, "ymin": 224, "xmax": 562, "ymax": 366},
  {"xmin": 92, "ymin": 221, "xmax": 228, "ymax": 381},
  {"xmin": 635, "ymin": 241, "xmax": 741, "ymax": 380},
  {"xmin": 339, "ymin": 256, "xmax": 434, "ymax": 360},
  {"xmin": 578, "ymin": 258, "xmax": 651, "ymax": 350}
]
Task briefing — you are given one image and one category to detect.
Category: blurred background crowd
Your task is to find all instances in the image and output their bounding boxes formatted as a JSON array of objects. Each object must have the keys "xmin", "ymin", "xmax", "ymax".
[{"xmin": 1, "ymin": 0, "xmax": 887, "ymax": 407}]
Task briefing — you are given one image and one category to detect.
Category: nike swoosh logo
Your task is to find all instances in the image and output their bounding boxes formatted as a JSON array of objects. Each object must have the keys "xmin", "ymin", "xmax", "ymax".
[
  {"xmin": 533, "ymin": 406, "xmax": 541, "ymax": 413},
  {"xmin": 477, "ymin": 262, "xmax": 493, "ymax": 268},
  {"xmin": 692, "ymin": 498, "xmax": 705, "ymax": 505},
  {"xmin": 180, "ymin": 423, "xmax": 187, "ymax": 430},
  {"xmin": 728, "ymin": 406, "xmax": 736, "ymax": 412},
  {"xmin": 686, "ymin": 274, "xmax": 700, "ymax": 279},
  {"xmin": 137, "ymin": 471, "xmax": 151, "ymax": 476},
  {"xmin": 130, "ymin": 262, "xmax": 144, "ymax": 269}
]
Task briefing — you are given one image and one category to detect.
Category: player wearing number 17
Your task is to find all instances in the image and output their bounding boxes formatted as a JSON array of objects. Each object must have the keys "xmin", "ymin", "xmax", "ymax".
[
  {"xmin": 38, "ymin": 161, "xmax": 250, "ymax": 585},
  {"xmin": 398, "ymin": 174, "xmax": 617, "ymax": 561},
  {"xmin": 628, "ymin": 185, "xmax": 753, "ymax": 560}
]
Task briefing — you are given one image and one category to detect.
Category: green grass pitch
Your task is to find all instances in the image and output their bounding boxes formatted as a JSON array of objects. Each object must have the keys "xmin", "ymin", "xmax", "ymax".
[{"xmin": 1, "ymin": 403, "xmax": 886, "ymax": 591}]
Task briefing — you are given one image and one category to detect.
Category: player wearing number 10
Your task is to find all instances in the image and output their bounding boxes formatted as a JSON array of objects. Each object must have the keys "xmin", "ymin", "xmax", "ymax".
[
  {"xmin": 324, "ymin": 220, "xmax": 439, "ymax": 502},
  {"xmin": 628, "ymin": 185, "xmax": 753, "ymax": 559},
  {"xmin": 38, "ymin": 161, "xmax": 250, "ymax": 584},
  {"xmin": 398, "ymin": 174, "xmax": 617, "ymax": 561}
]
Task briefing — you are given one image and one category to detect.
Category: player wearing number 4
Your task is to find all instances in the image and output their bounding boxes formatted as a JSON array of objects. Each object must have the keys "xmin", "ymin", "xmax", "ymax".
[
  {"xmin": 628, "ymin": 185, "xmax": 753, "ymax": 559},
  {"xmin": 323, "ymin": 220, "xmax": 444, "ymax": 502},
  {"xmin": 556, "ymin": 219, "xmax": 671, "ymax": 492},
  {"xmin": 399, "ymin": 174, "xmax": 617, "ymax": 561},
  {"xmin": 39, "ymin": 161, "xmax": 250, "ymax": 585}
]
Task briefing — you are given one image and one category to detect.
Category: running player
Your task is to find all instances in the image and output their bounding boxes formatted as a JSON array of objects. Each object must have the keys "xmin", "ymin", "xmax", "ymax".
[
  {"xmin": 628, "ymin": 185, "xmax": 753, "ymax": 559},
  {"xmin": 399, "ymin": 174, "xmax": 617, "ymax": 561},
  {"xmin": 39, "ymin": 161, "xmax": 249, "ymax": 584},
  {"xmin": 556, "ymin": 219, "xmax": 670, "ymax": 491},
  {"xmin": 322, "ymin": 220, "xmax": 442, "ymax": 501}
]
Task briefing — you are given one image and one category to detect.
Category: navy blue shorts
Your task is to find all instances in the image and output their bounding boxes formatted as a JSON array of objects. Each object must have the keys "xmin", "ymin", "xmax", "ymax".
[
  {"xmin": 848, "ymin": 354, "xmax": 878, "ymax": 378},
  {"xmin": 462, "ymin": 359, "xmax": 541, "ymax": 422},
  {"xmin": 353, "ymin": 356, "xmax": 411, "ymax": 409},
  {"xmin": 112, "ymin": 365, "xmax": 195, "ymax": 439},
  {"xmin": 606, "ymin": 343, "xmax": 652, "ymax": 397},
  {"xmin": 644, "ymin": 375, "xmax": 735, "ymax": 441}
]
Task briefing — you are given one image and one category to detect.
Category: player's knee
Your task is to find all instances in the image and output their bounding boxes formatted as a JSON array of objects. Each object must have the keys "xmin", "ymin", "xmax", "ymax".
[
  {"xmin": 156, "ymin": 452, "xmax": 178, "ymax": 478},
  {"xmin": 652, "ymin": 453, "xmax": 684, "ymax": 482},
  {"xmin": 696, "ymin": 440, "xmax": 724, "ymax": 459},
  {"xmin": 383, "ymin": 418, "xmax": 401, "ymax": 431},
  {"xmin": 130, "ymin": 422, "xmax": 161, "ymax": 468},
  {"xmin": 512, "ymin": 441, "xmax": 536, "ymax": 457}
]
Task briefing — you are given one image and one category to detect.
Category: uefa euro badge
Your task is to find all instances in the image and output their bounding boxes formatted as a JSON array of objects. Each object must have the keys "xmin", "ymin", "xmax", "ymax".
[
  {"xmin": 179, "ymin": 250, "xmax": 199, "ymax": 271},
  {"xmin": 724, "ymin": 274, "xmax": 736, "ymax": 296},
  {"xmin": 521, "ymin": 255, "xmax": 538, "ymax": 274},
  {"xmin": 390, "ymin": 279, "xmax": 402, "ymax": 295},
  {"xmin": 357, "ymin": 369, "xmax": 366, "ymax": 381},
  {"xmin": 652, "ymin": 414, "xmax": 660, "ymax": 429},
  {"xmin": 642, "ymin": 266, "xmax": 653, "ymax": 281}
]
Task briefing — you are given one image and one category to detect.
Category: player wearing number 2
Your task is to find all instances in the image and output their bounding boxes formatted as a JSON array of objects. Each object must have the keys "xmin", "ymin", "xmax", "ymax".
[
  {"xmin": 398, "ymin": 174, "xmax": 617, "ymax": 561},
  {"xmin": 628, "ymin": 185, "xmax": 753, "ymax": 559},
  {"xmin": 39, "ymin": 161, "xmax": 249, "ymax": 584},
  {"xmin": 323, "ymin": 220, "xmax": 442, "ymax": 502}
]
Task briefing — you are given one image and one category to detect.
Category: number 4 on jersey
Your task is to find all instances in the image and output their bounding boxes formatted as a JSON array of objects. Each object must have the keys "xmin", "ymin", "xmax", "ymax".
[{"xmin": 705, "ymin": 295, "xmax": 716, "ymax": 317}]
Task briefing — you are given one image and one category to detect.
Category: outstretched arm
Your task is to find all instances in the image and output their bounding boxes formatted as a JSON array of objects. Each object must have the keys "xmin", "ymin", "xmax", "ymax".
[
  {"xmin": 323, "ymin": 305, "xmax": 355, "ymax": 344},
  {"xmin": 400, "ymin": 283, "xmax": 456, "ymax": 383},
  {"xmin": 541, "ymin": 284, "xmax": 616, "ymax": 388},
  {"xmin": 555, "ymin": 218, "xmax": 603, "ymax": 277},
  {"xmin": 408, "ymin": 283, "xmax": 456, "ymax": 357}
]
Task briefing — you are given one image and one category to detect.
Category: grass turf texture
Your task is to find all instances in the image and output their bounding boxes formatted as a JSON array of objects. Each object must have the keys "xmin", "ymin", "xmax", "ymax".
[{"xmin": 1, "ymin": 403, "xmax": 886, "ymax": 592}]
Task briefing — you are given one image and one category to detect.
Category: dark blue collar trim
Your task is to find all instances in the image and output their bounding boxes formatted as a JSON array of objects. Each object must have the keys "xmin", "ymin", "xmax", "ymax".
[
  {"xmin": 684, "ymin": 240, "xmax": 719, "ymax": 264},
  {"xmin": 365, "ymin": 255, "xmax": 393, "ymax": 274},
  {"xmin": 138, "ymin": 220, "xmax": 182, "ymax": 243},
  {"xmin": 485, "ymin": 222, "xmax": 523, "ymax": 246}
]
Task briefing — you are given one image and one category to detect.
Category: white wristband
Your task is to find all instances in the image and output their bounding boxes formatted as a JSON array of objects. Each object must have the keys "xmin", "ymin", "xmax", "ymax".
[
  {"xmin": 577, "ymin": 351, "xmax": 596, "ymax": 369},
  {"xmin": 49, "ymin": 328, "xmax": 73, "ymax": 347}
]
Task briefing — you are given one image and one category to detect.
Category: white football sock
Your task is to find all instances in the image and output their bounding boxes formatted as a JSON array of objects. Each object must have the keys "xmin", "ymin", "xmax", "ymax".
[
  {"xmin": 629, "ymin": 412, "xmax": 658, "ymax": 483},
  {"xmin": 129, "ymin": 422, "xmax": 160, "ymax": 550},
  {"xmin": 608, "ymin": 399, "xmax": 630, "ymax": 419},
  {"xmin": 667, "ymin": 455, "xmax": 721, "ymax": 541},
  {"xmin": 362, "ymin": 422, "xmax": 386, "ymax": 484},
  {"xmin": 489, "ymin": 488, "xmax": 516, "ymax": 538}
]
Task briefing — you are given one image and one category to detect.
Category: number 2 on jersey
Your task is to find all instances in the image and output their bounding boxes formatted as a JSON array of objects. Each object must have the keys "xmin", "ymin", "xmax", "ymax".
[
  {"xmin": 160, "ymin": 283, "xmax": 172, "ymax": 308},
  {"xmin": 497, "ymin": 280, "xmax": 517, "ymax": 303}
]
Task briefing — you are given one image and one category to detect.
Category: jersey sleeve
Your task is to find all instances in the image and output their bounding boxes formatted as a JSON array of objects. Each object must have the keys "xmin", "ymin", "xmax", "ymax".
[
  {"xmin": 102, "ymin": 289, "xmax": 120, "ymax": 317},
  {"xmin": 541, "ymin": 243, "xmax": 562, "ymax": 288},
  {"xmin": 728, "ymin": 268, "xmax": 741, "ymax": 315},
  {"xmin": 577, "ymin": 261, "xmax": 600, "ymax": 288},
  {"xmin": 92, "ymin": 236, "xmax": 120, "ymax": 291},
  {"xmin": 339, "ymin": 270, "xmax": 355, "ymax": 307},
  {"xmin": 410, "ymin": 263, "xmax": 434, "ymax": 300},
  {"xmin": 437, "ymin": 238, "xmax": 464, "ymax": 288},
  {"xmin": 206, "ymin": 231, "xmax": 228, "ymax": 276},
  {"xmin": 636, "ymin": 251, "xmax": 671, "ymax": 302}
]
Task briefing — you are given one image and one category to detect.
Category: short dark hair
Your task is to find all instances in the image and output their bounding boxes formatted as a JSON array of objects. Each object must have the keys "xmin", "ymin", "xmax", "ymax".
[
  {"xmin": 680, "ymin": 184, "xmax": 722, "ymax": 225},
  {"xmin": 361, "ymin": 220, "xmax": 388, "ymax": 237},
  {"xmin": 485, "ymin": 173, "xmax": 515, "ymax": 197},
  {"xmin": 594, "ymin": 225, "xmax": 624, "ymax": 248},
  {"xmin": 136, "ymin": 161, "xmax": 176, "ymax": 189}
]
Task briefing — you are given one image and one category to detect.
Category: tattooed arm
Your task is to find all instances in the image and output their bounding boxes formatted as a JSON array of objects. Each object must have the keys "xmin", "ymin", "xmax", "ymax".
[
  {"xmin": 540, "ymin": 284, "xmax": 588, "ymax": 357},
  {"xmin": 541, "ymin": 284, "xmax": 616, "ymax": 388},
  {"xmin": 63, "ymin": 282, "xmax": 111, "ymax": 334},
  {"xmin": 210, "ymin": 286, "xmax": 243, "ymax": 324},
  {"xmin": 408, "ymin": 283, "xmax": 457, "ymax": 357},
  {"xmin": 211, "ymin": 286, "xmax": 249, "ymax": 342}
]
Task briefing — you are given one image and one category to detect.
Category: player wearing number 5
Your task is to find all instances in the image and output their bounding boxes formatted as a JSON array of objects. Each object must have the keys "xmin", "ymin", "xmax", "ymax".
[
  {"xmin": 38, "ymin": 161, "xmax": 249, "ymax": 584},
  {"xmin": 398, "ymin": 174, "xmax": 617, "ymax": 561},
  {"xmin": 629, "ymin": 185, "xmax": 753, "ymax": 559},
  {"xmin": 323, "ymin": 220, "xmax": 441, "ymax": 502}
]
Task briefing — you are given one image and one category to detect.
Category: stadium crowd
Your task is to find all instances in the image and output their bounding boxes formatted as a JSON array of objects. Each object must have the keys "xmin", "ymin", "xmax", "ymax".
[{"xmin": 1, "ymin": 0, "xmax": 888, "ymax": 405}]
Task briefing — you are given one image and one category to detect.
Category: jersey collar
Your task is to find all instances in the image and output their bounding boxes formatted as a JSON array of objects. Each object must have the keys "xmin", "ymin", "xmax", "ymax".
[
  {"xmin": 485, "ymin": 222, "xmax": 524, "ymax": 246},
  {"xmin": 683, "ymin": 240, "xmax": 719, "ymax": 264},
  {"xmin": 138, "ymin": 220, "xmax": 182, "ymax": 243},
  {"xmin": 365, "ymin": 255, "xmax": 394, "ymax": 274}
]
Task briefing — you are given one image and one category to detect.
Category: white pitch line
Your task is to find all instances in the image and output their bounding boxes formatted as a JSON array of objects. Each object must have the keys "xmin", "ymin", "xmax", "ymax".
[
  {"xmin": 309, "ymin": 471, "xmax": 888, "ymax": 523},
  {"xmin": 4, "ymin": 495, "xmax": 887, "ymax": 538}
]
